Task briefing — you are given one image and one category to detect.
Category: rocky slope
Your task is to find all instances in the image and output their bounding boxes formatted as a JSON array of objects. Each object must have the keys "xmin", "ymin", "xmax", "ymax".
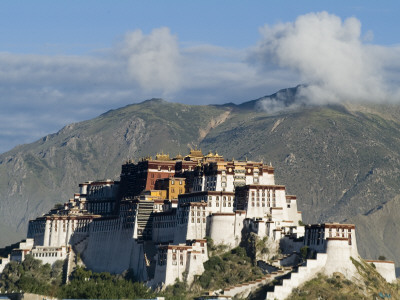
[{"xmin": 1, "ymin": 90, "xmax": 400, "ymax": 271}]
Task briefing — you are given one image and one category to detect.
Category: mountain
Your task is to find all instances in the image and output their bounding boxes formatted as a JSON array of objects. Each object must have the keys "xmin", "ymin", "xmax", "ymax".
[{"xmin": 2, "ymin": 89, "xmax": 400, "ymax": 272}]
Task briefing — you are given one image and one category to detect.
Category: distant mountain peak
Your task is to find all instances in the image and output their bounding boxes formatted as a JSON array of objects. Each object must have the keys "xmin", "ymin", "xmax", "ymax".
[
  {"xmin": 238, "ymin": 85, "xmax": 306, "ymax": 112},
  {"xmin": 142, "ymin": 98, "xmax": 166, "ymax": 104}
]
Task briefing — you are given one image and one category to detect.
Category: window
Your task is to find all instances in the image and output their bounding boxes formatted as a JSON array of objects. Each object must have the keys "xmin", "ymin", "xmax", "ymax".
[{"xmin": 179, "ymin": 180, "xmax": 182, "ymax": 185}]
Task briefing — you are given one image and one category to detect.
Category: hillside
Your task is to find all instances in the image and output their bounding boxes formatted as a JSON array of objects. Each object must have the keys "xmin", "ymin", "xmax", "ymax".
[{"xmin": 2, "ymin": 90, "xmax": 400, "ymax": 271}]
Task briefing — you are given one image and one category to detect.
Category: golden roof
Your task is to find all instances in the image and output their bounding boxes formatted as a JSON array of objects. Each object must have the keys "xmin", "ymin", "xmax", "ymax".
[{"xmin": 155, "ymin": 152, "xmax": 171, "ymax": 161}]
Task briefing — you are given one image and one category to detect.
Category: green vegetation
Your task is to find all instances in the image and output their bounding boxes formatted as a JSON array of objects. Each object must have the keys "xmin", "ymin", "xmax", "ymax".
[
  {"xmin": 299, "ymin": 246, "xmax": 315, "ymax": 260},
  {"xmin": 244, "ymin": 232, "xmax": 271, "ymax": 263},
  {"xmin": 0, "ymin": 255, "xmax": 63, "ymax": 296},
  {"xmin": 0, "ymin": 243, "xmax": 265, "ymax": 300},
  {"xmin": 58, "ymin": 266, "xmax": 154, "ymax": 299},
  {"xmin": 160, "ymin": 279, "xmax": 193, "ymax": 300},
  {"xmin": 0, "ymin": 256, "xmax": 154, "ymax": 299},
  {"xmin": 286, "ymin": 259, "xmax": 400, "ymax": 299},
  {"xmin": 300, "ymin": 246, "xmax": 309, "ymax": 260},
  {"xmin": 195, "ymin": 246, "xmax": 263, "ymax": 290},
  {"xmin": 158, "ymin": 245, "xmax": 264, "ymax": 300},
  {"xmin": 286, "ymin": 273, "xmax": 368, "ymax": 299},
  {"xmin": 205, "ymin": 236, "xmax": 229, "ymax": 257}
]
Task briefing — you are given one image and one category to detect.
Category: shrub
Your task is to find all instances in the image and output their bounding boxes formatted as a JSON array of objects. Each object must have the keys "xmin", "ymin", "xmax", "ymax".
[{"xmin": 300, "ymin": 246, "xmax": 309, "ymax": 259}]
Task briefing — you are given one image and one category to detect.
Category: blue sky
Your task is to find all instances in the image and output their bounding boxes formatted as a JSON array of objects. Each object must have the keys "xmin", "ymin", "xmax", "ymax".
[{"xmin": 1, "ymin": 1, "xmax": 400, "ymax": 153}]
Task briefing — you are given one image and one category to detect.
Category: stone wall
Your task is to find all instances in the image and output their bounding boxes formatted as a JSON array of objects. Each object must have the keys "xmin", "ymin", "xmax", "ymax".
[{"xmin": 366, "ymin": 260, "xmax": 397, "ymax": 283}]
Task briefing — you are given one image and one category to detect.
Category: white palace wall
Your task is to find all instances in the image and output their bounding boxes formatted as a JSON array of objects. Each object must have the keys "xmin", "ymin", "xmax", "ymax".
[
  {"xmin": 208, "ymin": 212, "xmax": 246, "ymax": 247},
  {"xmin": 152, "ymin": 213, "xmax": 176, "ymax": 244},
  {"xmin": 367, "ymin": 260, "xmax": 397, "ymax": 283},
  {"xmin": 82, "ymin": 218, "xmax": 137, "ymax": 274},
  {"xmin": 30, "ymin": 246, "xmax": 67, "ymax": 265},
  {"xmin": 19, "ymin": 154, "xmax": 397, "ymax": 294},
  {"xmin": 151, "ymin": 240, "xmax": 207, "ymax": 288},
  {"xmin": 323, "ymin": 238, "xmax": 359, "ymax": 278}
]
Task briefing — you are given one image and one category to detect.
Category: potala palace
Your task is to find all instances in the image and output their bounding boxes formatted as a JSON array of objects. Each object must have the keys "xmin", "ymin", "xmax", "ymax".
[{"xmin": 0, "ymin": 149, "xmax": 396, "ymax": 299}]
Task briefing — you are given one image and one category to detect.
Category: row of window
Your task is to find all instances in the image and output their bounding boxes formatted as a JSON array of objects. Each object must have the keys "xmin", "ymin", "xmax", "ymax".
[
  {"xmin": 250, "ymin": 201, "xmax": 276, "ymax": 207},
  {"xmin": 191, "ymin": 218, "xmax": 206, "ymax": 223},
  {"xmin": 207, "ymin": 201, "xmax": 233, "ymax": 207},
  {"xmin": 32, "ymin": 252, "xmax": 63, "ymax": 258},
  {"xmin": 191, "ymin": 211, "xmax": 206, "ymax": 216}
]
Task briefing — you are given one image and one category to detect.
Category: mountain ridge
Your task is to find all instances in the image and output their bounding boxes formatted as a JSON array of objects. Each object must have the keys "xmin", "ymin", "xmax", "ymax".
[{"xmin": 1, "ymin": 89, "xmax": 400, "ymax": 272}]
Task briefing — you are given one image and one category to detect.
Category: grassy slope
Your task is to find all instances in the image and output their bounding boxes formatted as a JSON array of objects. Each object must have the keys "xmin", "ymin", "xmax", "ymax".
[{"xmin": 285, "ymin": 259, "xmax": 400, "ymax": 300}]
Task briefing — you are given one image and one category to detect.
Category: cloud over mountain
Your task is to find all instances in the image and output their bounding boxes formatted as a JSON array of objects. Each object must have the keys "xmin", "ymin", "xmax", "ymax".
[
  {"xmin": 2, "ymin": 12, "xmax": 400, "ymax": 153},
  {"xmin": 119, "ymin": 27, "xmax": 182, "ymax": 94},
  {"xmin": 251, "ymin": 12, "xmax": 400, "ymax": 108}
]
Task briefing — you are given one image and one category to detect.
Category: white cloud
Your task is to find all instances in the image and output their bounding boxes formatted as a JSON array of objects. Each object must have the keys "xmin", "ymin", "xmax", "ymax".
[
  {"xmin": 252, "ymin": 11, "xmax": 400, "ymax": 107},
  {"xmin": 119, "ymin": 27, "xmax": 182, "ymax": 95},
  {"xmin": 2, "ymin": 13, "xmax": 400, "ymax": 153},
  {"xmin": 0, "ymin": 28, "xmax": 292, "ymax": 153}
]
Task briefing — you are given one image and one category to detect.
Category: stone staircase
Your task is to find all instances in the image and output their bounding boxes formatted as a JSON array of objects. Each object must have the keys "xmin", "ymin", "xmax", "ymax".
[
  {"xmin": 266, "ymin": 253, "xmax": 327, "ymax": 299},
  {"xmin": 257, "ymin": 259, "xmax": 282, "ymax": 274},
  {"xmin": 271, "ymin": 252, "xmax": 300, "ymax": 268},
  {"xmin": 136, "ymin": 201, "xmax": 154, "ymax": 241},
  {"xmin": 216, "ymin": 268, "xmax": 292, "ymax": 298},
  {"xmin": 62, "ymin": 247, "xmax": 76, "ymax": 284},
  {"xmin": 62, "ymin": 235, "xmax": 89, "ymax": 284},
  {"xmin": 209, "ymin": 252, "xmax": 303, "ymax": 298}
]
